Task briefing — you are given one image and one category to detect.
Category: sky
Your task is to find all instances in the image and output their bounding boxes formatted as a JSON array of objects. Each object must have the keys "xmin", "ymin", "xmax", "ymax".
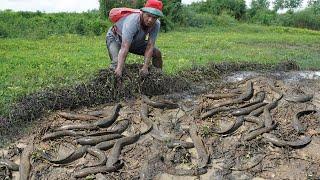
[{"xmin": 0, "ymin": 0, "xmax": 308, "ymax": 13}]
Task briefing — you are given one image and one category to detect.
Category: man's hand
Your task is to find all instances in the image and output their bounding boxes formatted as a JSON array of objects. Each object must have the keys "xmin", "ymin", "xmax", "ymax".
[
  {"xmin": 114, "ymin": 67, "xmax": 123, "ymax": 78},
  {"xmin": 139, "ymin": 66, "xmax": 149, "ymax": 77}
]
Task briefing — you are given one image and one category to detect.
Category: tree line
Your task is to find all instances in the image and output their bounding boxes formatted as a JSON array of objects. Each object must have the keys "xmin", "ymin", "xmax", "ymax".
[{"xmin": 0, "ymin": 0, "xmax": 319, "ymax": 38}]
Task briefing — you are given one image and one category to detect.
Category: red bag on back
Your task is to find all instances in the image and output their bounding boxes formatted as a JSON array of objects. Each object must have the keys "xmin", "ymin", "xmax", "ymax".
[{"xmin": 109, "ymin": 8, "xmax": 141, "ymax": 23}]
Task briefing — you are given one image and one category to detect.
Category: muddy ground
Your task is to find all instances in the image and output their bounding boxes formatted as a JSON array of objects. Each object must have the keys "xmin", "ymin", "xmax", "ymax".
[{"xmin": 1, "ymin": 68, "xmax": 320, "ymax": 180}]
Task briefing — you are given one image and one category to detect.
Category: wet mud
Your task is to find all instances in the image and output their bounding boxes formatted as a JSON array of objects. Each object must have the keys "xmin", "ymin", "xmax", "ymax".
[{"xmin": 1, "ymin": 61, "xmax": 320, "ymax": 179}]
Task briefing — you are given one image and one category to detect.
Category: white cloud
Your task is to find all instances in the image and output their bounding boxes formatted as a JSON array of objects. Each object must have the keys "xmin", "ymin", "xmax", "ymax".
[
  {"xmin": 0, "ymin": 0, "xmax": 99, "ymax": 12},
  {"xmin": 0, "ymin": 0, "xmax": 309, "ymax": 12},
  {"xmin": 182, "ymin": 0, "xmax": 203, "ymax": 5}
]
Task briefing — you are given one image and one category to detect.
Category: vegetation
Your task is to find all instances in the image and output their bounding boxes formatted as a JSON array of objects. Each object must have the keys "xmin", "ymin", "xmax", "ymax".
[
  {"xmin": 0, "ymin": 0, "xmax": 319, "ymax": 129},
  {"xmin": 0, "ymin": 10, "xmax": 111, "ymax": 38},
  {"xmin": 0, "ymin": 0, "xmax": 319, "ymax": 39},
  {"xmin": 1, "ymin": 24, "xmax": 320, "ymax": 117},
  {"xmin": 273, "ymin": 0, "xmax": 303, "ymax": 11}
]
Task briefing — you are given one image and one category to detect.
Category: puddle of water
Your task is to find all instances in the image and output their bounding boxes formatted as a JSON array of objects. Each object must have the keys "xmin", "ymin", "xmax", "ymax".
[
  {"xmin": 225, "ymin": 71, "xmax": 320, "ymax": 82},
  {"xmin": 225, "ymin": 71, "xmax": 260, "ymax": 82},
  {"xmin": 283, "ymin": 71, "xmax": 320, "ymax": 81}
]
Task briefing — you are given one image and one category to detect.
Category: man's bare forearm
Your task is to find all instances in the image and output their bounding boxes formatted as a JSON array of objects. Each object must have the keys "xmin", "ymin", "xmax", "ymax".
[
  {"xmin": 143, "ymin": 57, "xmax": 152, "ymax": 68},
  {"xmin": 117, "ymin": 42, "xmax": 130, "ymax": 71},
  {"xmin": 117, "ymin": 48, "xmax": 129, "ymax": 70},
  {"xmin": 143, "ymin": 42, "xmax": 154, "ymax": 68}
]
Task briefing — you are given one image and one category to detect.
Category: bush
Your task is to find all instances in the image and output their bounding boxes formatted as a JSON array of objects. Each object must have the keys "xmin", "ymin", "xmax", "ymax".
[
  {"xmin": 184, "ymin": 11, "xmax": 215, "ymax": 27},
  {"xmin": 0, "ymin": 24, "xmax": 8, "ymax": 38},
  {"xmin": 181, "ymin": 9, "xmax": 237, "ymax": 28},
  {"xmin": 276, "ymin": 8, "xmax": 320, "ymax": 30},
  {"xmin": 194, "ymin": 0, "xmax": 246, "ymax": 20},
  {"xmin": 213, "ymin": 12, "xmax": 238, "ymax": 26},
  {"xmin": 74, "ymin": 19, "xmax": 87, "ymax": 35},
  {"xmin": 250, "ymin": 10, "xmax": 277, "ymax": 25},
  {"xmin": 90, "ymin": 19, "xmax": 109, "ymax": 36},
  {"xmin": 0, "ymin": 10, "xmax": 112, "ymax": 38}
]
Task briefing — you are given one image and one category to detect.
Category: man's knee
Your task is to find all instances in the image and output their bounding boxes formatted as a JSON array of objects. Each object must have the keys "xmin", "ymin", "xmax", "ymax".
[{"xmin": 152, "ymin": 48, "xmax": 162, "ymax": 69}]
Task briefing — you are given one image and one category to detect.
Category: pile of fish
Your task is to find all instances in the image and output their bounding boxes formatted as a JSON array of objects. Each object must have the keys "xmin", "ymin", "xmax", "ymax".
[
  {"xmin": 1, "ymin": 78, "xmax": 319, "ymax": 179},
  {"xmin": 201, "ymin": 80, "xmax": 316, "ymax": 146},
  {"xmin": 1, "ymin": 95, "xmax": 211, "ymax": 179}
]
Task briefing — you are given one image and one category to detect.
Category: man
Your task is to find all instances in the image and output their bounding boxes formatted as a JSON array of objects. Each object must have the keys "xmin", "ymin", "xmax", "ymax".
[{"xmin": 106, "ymin": 0, "xmax": 163, "ymax": 78}]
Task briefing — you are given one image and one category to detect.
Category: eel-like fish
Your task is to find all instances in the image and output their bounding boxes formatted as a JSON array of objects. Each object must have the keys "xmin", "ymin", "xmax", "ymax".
[
  {"xmin": 43, "ymin": 145, "xmax": 89, "ymax": 164},
  {"xmin": 20, "ymin": 139, "xmax": 34, "ymax": 180},
  {"xmin": 239, "ymin": 91, "xmax": 266, "ymax": 108},
  {"xmin": 232, "ymin": 154, "xmax": 265, "ymax": 171},
  {"xmin": 285, "ymin": 94, "xmax": 313, "ymax": 103},
  {"xmin": 73, "ymin": 161, "xmax": 123, "ymax": 178},
  {"xmin": 211, "ymin": 81, "xmax": 253, "ymax": 109},
  {"xmin": 211, "ymin": 116, "xmax": 244, "ymax": 135},
  {"xmin": 203, "ymin": 93, "xmax": 238, "ymax": 100},
  {"xmin": 140, "ymin": 103, "xmax": 153, "ymax": 135},
  {"xmin": 57, "ymin": 112, "xmax": 98, "ymax": 121},
  {"xmin": 94, "ymin": 103, "xmax": 121, "ymax": 128},
  {"xmin": 76, "ymin": 134, "xmax": 122, "ymax": 145},
  {"xmin": 94, "ymin": 139, "xmax": 118, "ymax": 150},
  {"xmin": 109, "ymin": 119, "xmax": 130, "ymax": 134},
  {"xmin": 232, "ymin": 102, "xmax": 267, "ymax": 116},
  {"xmin": 243, "ymin": 123, "xmax": 277, "ymax": 141},
  {"xmin": 292, "ymin": 110, "xmax": 317, "ymax": 134},
  {"xmin": 189, "ymin": 125, "xmax": 209, "ymax": 169},
  {"xmin": 249, "ymin": 94, "xmax": 283, "ymax": 117},
  {"xmin": 166, "ymin": 140, "xmax": 195, "ymax": 149},
  {"xmin": 263, "ymin": 107, "xmax": 273, "ymax": 128},
  {"xmin": 142, "ymin": 95, "xmax": 179, "ymax": 109},
  {"xmin": 106, "ymin": 134, "xmax": 140, "ymax": 168},
  {"xmin": 42, "ymin": 130, "xmax": 85, "ymax": 141},
  {"xmin": 201, "ymin": 106, "xmax": 234, "ymax": 119},
  {"xmin": 166, "ymin": 167, "xmax": 208, "ymax": 176},
  {"xmin": 56, "ymin": 124, "xmax": 98, "ymax": 131},
  {"xmin": 87, "ymin": 119, "xmax": 130, "ymax": 136},
  {"xmin": 86, "ymin": 147, "xmax": 107, "ymax": 167},
  {"xmin": 263, "ymin": 133, "xmax": 312, "ymax": 147},
  {"xmin": 87, "ymin": 109, "xmax": 108, "ymax": 117},
  {"xmin": 0, "ymin": 159, "xmax": 19, "ymax": 171},
  {"xmin": 244, "ymin": 116, "xmax": 264, "ymax": 127}
]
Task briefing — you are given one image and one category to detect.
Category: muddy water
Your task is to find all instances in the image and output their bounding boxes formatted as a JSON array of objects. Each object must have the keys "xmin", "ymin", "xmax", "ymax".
[
  {"xmin": 0, "ymin": 71, "xmax": 320, "ymax": 179},
  {"xmin": 226, "ymin": 71, "xmax": 320, "ymax": 82}
]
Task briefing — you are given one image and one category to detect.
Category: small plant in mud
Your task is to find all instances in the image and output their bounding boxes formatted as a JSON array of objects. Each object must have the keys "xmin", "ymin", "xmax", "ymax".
[
  {"xmin": 31, "ymin": 148, "xmax": 46, "ymax": 162},
  {"xmin": 84, "ymin": 175, "xmax": 95, "ymax": 180},
  {"xmin": 200, "ymin": 125, "xmax": 213, "ymax": 137},
  {"xmin": 245, "ymin": 151, "xmax": 253, "ymax": 159}
]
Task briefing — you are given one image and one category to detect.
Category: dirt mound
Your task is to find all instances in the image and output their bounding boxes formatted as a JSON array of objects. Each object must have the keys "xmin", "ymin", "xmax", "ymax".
[
  {"xmin": 0, "ymin": 61, "xmax": 299, "ymax": 145},
  {"xmin": 0, "ymin": 64, "xmax": 189, "ymax": 141},
  {"xmin": 1, "ymin": 72, "xmax": 319, "ymax": 179}
]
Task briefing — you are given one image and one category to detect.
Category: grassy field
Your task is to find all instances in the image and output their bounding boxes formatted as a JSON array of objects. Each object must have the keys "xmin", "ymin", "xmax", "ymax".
[{"xmin": 1, "ymin": 23, "xmax": 320, "ymax": 116}]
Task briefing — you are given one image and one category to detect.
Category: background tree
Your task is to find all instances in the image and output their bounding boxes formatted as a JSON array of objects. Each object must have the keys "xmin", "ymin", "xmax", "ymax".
[
  {"xmin": 248, "ymin": 0, "xmax": 276, "ymax": 25},
  {"xmin": 251, "ymin": 0, "xmax": 270, "ymax": 10},
  {"xmin": 99, "ymin": 0, "xmax": 107, "ymax": 19},
  {"xmin": 308, "ymin": 0, "xmax": 320, "ymax": 13},
  {"xmin": 199, "ymin": 0, "xmax": 246, "ymax": 20},
  {"xmin": 274, "ymin": 0, "xmax": 303, "ymax": 12},
  {"xmin": 99, "ymin": 0, "xmax": 133, "ymax": 19}
]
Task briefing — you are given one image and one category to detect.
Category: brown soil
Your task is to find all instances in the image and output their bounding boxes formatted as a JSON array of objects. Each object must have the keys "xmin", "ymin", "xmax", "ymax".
[{"xmin": 1, "ymin": 61, "xmax": 320, "ymax": 180}]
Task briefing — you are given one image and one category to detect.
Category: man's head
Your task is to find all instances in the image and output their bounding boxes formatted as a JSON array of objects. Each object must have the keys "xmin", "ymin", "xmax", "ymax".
[{"xmin": 141, "ymin": 0, "xmax": 163, "ymax": 27}]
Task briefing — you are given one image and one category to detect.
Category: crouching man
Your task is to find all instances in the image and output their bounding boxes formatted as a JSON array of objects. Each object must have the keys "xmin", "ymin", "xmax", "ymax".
[{"xmin": 106, "ymin": 0, "xmax": 164, "ymax": 78}]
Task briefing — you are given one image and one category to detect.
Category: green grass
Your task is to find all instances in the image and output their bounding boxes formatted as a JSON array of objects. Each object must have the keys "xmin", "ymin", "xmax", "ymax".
[{"xmin": 1, "ymin": 23, "xmax": 320, "ymax": 116}]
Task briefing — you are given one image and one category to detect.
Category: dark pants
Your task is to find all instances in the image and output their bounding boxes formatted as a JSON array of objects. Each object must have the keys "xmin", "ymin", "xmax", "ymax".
[{"xmin": 106, "ymin": 27, "xmax": 162, "ymax": 69}]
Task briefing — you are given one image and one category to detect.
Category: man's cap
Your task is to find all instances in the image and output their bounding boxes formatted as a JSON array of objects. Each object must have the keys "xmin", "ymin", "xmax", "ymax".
[{"xmin": 141, "ymin": 0, "xmax": 163, "ymax": 17}]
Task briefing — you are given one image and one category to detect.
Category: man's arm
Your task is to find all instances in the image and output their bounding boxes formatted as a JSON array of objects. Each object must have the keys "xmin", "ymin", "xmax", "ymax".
[
  {"xmin": 141, "ymin": 39, "xmax": 155, "ymax": 73},
  {"xmin": 115, "ymin": 40, "xmax": 131, "ymax": 77}
]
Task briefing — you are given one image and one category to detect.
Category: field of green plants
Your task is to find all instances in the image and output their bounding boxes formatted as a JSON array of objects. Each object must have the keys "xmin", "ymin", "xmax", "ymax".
[
  {"xmin": 1, "ymin": 0, "xmax": 320, "ymax": 122},
  {"xmin": 1, "ymin": 23, "xmax": 320, "ymax": 117}
]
